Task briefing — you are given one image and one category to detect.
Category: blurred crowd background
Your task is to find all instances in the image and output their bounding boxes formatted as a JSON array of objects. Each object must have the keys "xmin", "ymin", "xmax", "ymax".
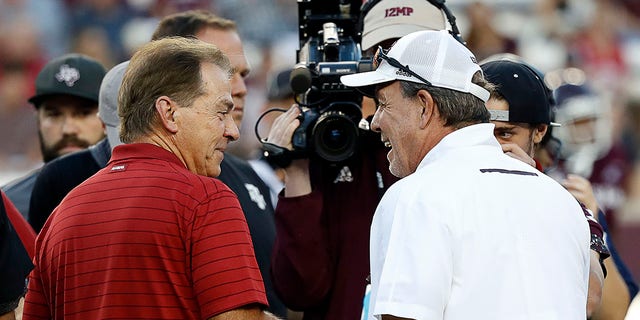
[{"xmin": 1, "ymin": 0, "xmax": 640, "ymax": 307}]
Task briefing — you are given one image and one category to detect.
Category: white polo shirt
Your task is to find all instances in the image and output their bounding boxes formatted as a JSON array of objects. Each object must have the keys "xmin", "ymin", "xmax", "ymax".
[{"xmin": 368, "ymin": 123, "xmax": 590, "ymax": 320}]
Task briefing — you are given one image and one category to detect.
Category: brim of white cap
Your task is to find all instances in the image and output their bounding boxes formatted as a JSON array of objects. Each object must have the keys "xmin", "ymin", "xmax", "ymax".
[
  {"xmin": 105, "ymin": 124, "xmax": 122, "ymax": 150},
  {"xmin": 340, "ymin": 69, "xmax": 396, "ymax": 89},
  {"xmin": 363, "ymin": 24, "xmax": 436, "ymax": 51}
]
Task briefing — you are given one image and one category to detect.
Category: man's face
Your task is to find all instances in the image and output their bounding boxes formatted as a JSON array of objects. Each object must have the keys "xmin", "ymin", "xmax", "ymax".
[
  {"xmin": 37, "ymin": 95, "xmax": 105, "ymax": 162},
  {"xmin": 371, "ymin": 81, "xmax": 425, "ymax": 178},
  {"xmin": 486, "ymin": 97, "xmax": 543, "ymax": 157},
  {"xmin": 172, "ymin": 63, "xmax": 239, "ymax": 177},
  {"xmin": 195, "ymin": 27, "xmax": 249, "ymax": 130}
]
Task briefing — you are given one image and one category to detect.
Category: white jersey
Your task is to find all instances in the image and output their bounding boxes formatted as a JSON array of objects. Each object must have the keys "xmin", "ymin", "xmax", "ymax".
[{"xmin": 368, "ymin": 123, "xmax": 590, "ymax": 320}]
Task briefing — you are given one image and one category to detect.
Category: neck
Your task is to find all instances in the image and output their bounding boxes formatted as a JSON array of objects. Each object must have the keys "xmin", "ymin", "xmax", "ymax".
[
  {"xmin": 416, "ymin": 125, "xmax": 455, "ymax": 163},
  {"xmin": 134, "ymin": 131, "xmax": 186, "ymax": 167}
]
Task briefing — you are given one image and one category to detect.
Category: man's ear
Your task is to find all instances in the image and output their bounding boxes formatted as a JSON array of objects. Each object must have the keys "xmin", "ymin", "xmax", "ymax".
[
  {"xmin": 155, "ymin": 96, "xmax": 178, "ymax": 133},
  {"xmin": 416, "ymin": 89, "xmax": 435, "ymax": 129},
  {"xmin": 533, "ymin": 124, "xmax": 548, "ymax": 144}
]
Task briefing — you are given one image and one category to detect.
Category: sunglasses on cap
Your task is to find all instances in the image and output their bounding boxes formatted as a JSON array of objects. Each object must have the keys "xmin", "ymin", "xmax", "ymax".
[{"xmin": 373, "ymin": 45, "xmax": 433, "ymax": 87}]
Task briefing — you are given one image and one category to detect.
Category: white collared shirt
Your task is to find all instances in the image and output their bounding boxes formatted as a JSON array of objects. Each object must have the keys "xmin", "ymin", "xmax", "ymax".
[{"xmin": 368, "ymin": 123, "xmax": 590, "ymax": 320}]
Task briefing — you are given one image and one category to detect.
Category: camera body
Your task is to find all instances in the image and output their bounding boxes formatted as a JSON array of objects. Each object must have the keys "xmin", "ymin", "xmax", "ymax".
[{"xmin": 289, "ymin": 0, "xmax": 373, "ymax": 163}]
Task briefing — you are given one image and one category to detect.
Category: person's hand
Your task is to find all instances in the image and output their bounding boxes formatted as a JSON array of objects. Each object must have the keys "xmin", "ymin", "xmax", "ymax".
[
  {"xmin": 501, "ymin": 143, "xmax": 536, "ymax": 168},
  {"xmin": 562, "ymin": 174, "xmax": 599, "ymax": 215},
  {"xmin": 266, "ymin": 105, "xmax": 301, "ymax": 151},
  {"xmin": 266, "ymin": 105, "xmax": 312, "ymax": 197}
]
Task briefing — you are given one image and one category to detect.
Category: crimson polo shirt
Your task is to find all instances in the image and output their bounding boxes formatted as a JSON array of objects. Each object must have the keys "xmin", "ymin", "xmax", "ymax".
[{"xmin": 23, "ymin": 143, "xmax": 267, "ymax": 320}]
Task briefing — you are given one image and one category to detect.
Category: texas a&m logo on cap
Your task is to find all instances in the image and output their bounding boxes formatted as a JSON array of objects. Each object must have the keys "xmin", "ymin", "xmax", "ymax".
[{"xmin": 55, "ymin": 64, "xmax": 81, "ymax": 87}]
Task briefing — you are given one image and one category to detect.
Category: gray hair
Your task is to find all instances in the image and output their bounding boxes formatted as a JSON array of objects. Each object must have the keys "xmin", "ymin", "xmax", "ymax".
[{"xmin": 399, "ymin": 71, "xmax": 493, "ymax": 129}]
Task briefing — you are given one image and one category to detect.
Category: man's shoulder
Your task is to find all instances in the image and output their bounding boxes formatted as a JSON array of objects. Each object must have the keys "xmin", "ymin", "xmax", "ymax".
[
  {"xmin": 1, "ymin": 169, "xmax": 40, "ymax": 218},
  {"xmin": 153, "ymin": 158, "xmax": 233, "ymax": 197},
  {"xmin": 41, "ymin": 148, "xmax": 96, "ymax": 174},
  {"xmin": 2, "ymin": 169, "xmax": 40, "ymax": 195}
]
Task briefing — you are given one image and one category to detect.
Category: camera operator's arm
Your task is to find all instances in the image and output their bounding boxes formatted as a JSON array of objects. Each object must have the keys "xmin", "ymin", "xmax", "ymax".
[{"xmin": 267, "ymin": 105, "xmax": 335, "ymax": 307}]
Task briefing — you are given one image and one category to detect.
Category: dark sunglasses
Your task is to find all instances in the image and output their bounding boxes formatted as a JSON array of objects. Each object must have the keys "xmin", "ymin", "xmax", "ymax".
[{"xmin": 373, "ymin": 45, "xmax": 432, "ymax": 87}]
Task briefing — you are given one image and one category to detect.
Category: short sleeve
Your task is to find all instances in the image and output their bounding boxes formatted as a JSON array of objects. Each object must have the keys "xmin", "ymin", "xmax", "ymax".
[
  {"xmin": 190, "ymin": 184, "xmax": 267, "ymax": 318},
  {"xmin": 371, "ymin": 190, "xmax": 453, "ymax": 319}
]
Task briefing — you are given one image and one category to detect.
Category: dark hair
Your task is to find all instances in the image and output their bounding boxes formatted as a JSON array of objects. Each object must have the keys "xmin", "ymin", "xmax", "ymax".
[
  {"xmin": 399, "ymin": 71, "xmax": 492, "ymax": 129},
  {"xmin": 118, "ymin": 37, "xmax": 231, "ymax": 143},
  {"xmin": 151, "ymin": 10, "xmax": 236, "ymax": 40}
]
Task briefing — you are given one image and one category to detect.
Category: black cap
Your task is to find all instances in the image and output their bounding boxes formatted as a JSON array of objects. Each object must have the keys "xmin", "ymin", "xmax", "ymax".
[
  {"xmin": 554, "ymin": 83, "xmax": 595, "ymax": 107},
  {"xmin": 28, "ymin": 54, "xmax": 107, "ymax": 107},
  {"xmin": 481, "ymin": 60, "xmax": 559, "ymax": 126}
]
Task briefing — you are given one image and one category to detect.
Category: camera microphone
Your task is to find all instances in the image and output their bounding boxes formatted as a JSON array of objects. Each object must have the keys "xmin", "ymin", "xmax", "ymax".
[{"xmin": 290, "ymin": 66, "xmax": 312, "ymax": 94}]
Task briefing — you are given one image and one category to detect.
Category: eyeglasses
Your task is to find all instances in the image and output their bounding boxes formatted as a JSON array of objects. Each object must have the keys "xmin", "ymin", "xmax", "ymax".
[{"xmin": 373, "ymin": 45, "xmax": 432, "ymax": 87}]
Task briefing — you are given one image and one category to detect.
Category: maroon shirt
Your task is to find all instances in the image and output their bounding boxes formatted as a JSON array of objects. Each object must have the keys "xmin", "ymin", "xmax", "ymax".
[
  {"xmin": 587, "ymin": 143, "xmax": 632, "ymax": 230},
  {"xmin": 271, "ymin": 130, "xmax": 398, "ymax": 320}
]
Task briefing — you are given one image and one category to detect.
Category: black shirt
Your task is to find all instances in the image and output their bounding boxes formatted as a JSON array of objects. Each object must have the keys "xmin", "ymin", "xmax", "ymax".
[
  {"xmin": 28, "ymin": 139, "xmax": 109, "ymax": 233},
  {"xmin": 218, "ymin": 153, "xmax": 286, "ymax": 317}
]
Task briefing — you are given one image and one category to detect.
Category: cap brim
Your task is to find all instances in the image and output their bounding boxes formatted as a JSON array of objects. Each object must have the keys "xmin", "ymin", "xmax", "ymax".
[
  {"xmin": 105, "ymin": 124, "xmax": 122, "ymax": 150},
  {"xmin": 341, "ymin": 70, "xmax": 395, "ymax": 88},
  {"xmin": 28, "ymin": 92, "xmax": 99, "ymax": 107}
]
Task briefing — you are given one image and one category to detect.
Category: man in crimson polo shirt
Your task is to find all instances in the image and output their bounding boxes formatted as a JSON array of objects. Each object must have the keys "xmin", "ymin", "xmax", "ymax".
[
  {"xmin": 151, "ymin": 11, "xmax": 286, "ymax": 317},
  {"xmin": 23, "ymin": 38, "xmax": 277, "ymax": 319}
]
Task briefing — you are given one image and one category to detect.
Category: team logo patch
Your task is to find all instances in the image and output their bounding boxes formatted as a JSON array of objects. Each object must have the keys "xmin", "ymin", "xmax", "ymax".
[
  {"xmin": 55, "ymin": 64, "xmax": 81, "ymax": 87},
  {"xmin": 110, "ymin": 164, "xmax": 126, "ymax": 172},
  {"xmin": 396, "ymin": 69, "xmax": 412, "ymax": 78},
  {"xmin": 334, "ymin": 166, "xmax": 353, "ymax": 183},
  {"xmin": 244, "ymin": 183, "xmax": 267, "ymax": 210}
]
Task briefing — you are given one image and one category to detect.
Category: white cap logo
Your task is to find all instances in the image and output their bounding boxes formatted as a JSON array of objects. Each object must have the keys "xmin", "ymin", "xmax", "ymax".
[{"xmin": 55, "ymin": 64, "xmax": 80, "ymax": 87}]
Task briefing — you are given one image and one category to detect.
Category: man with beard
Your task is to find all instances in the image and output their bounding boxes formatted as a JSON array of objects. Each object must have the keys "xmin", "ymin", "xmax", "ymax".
[{"xmin": 1, "ymin": 54, "xmax": 106, "ymax": 217}]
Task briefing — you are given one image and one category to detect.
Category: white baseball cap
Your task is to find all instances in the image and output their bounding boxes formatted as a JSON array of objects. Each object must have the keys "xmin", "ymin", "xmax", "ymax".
[
  {"xmin": 341, "ymin": 30, "xmax": 490, "ymax": 102},
  {"xmin": 361, "ymin": 0, "xmax": 447, "ymax": 51}
]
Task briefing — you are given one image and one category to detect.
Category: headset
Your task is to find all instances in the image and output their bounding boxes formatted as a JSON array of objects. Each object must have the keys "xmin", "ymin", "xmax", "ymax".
[{"xmin": 358, "ymin": 0, "xmax": 465, "ymax": 45}]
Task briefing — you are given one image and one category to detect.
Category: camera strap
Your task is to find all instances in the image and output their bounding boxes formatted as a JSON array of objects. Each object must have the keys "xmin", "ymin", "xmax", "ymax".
[{"xmin": 262, "ymin": 142, "xmax": 299, "ymax": 168}]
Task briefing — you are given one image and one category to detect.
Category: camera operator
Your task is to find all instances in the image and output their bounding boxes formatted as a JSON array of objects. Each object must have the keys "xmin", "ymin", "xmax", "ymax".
[{"xmin": 267, "ymin": 1, "xmax": 449, "ymax": 318}]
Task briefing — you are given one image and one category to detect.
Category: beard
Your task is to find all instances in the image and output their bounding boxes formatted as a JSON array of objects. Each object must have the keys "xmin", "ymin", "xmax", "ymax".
[
  {"xmin": 525, "ymin": 129, "xmax": 537, "ymax": 158},
  {"xmin": 38, "ymin": 132, "xmax": 91, "ymax": 163}
]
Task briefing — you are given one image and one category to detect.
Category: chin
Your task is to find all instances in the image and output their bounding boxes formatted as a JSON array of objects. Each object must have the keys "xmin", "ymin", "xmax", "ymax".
[
  {"xmin": 389, "ymin": 165, "xmax": 402, "ymax": 178},
  {"xmin": 206, "ymin": 166, "xmax": 222, "ymax": 178}
]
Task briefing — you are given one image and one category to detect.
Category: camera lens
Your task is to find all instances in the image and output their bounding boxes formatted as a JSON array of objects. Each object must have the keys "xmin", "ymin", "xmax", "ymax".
[{"xmin": 313, "ymin": 111, "xmax": 358, "ymax": 162}]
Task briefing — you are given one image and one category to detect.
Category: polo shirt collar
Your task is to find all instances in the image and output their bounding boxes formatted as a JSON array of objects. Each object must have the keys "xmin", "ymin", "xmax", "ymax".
[
  {"xmin": 109, "ymin": 143, "xmax": 184, "ymax": 167},
  {"xmin": 418, "ymin": 123, "xmax": 501, "ymax": 170}
]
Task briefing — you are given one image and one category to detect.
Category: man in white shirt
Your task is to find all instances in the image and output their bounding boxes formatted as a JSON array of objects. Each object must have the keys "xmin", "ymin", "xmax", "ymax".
[{"xmin": 341, "ymin": 30, "xmax": 591, "ymax": 320}]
